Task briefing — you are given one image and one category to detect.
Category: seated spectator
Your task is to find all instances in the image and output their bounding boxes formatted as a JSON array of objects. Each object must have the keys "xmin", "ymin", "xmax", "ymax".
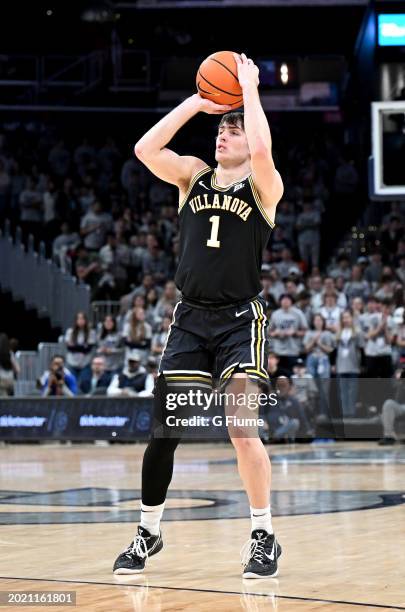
[
  {"xmin": 122, "ymin": 306, "xmax": 152, "ymax": 363},
  {"xmin": 269, "ymin": 294, "xmax": 308, "ymax": 375},
  {"xmin": 336, "ymin": 310, "xmax": 363, "ymax": 417},
  {"xmin": 96, "ymin": 315, "xmax": 124, "ymax": 373},
  {"xmin": 140, "ymin": 356, "xmax": 159, "ymax": 397},
  {"xmin": 64, "ymin": 311, "xmax": 97, "ymax": 387},
  {"xmin": 152, "ymin": 316, "xmax": 171, "ymax": 356},
  {"xmin": 153, "ymin": 280, "xmax": 179, "ymax": 323},
  {"xmin": 378, "ymin": 367, "xmax": 405, "ymax": 445},
  {"xmin": 267, "ymin": 377, "xmax": 301, "ymax": 441},
  {"xmin": 267, "ymin": 351, "xmax": 290, "ymax": 385},
  {"xmin": 80, "ymin": 356, "xmax": 112, "ymax": 395},
  {"xmin": 41, "ymin": 354, "xmax": 78, "ymax": 397},
  {"xmin": 120, "ymin": 273, "xmax": 155, "ymax": 314},
  {"xmin": 0, "ymin": 333, "xmax": 19, "ymax": 397},
  {"xmin": 107, "ymin": 350, "xmax": 150, "ymax": 397}
]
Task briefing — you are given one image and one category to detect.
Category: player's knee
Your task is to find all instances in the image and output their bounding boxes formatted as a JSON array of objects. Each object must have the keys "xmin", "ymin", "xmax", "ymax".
[{"xmin": 230, "ymin": 436, "xmax": 260, "ymax": 454}]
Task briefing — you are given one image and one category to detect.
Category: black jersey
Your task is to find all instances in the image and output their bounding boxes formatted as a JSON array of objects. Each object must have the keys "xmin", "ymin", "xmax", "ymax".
[{"xmin": 174, "ymin": 166, "xmax": 274, "ymax": 305}]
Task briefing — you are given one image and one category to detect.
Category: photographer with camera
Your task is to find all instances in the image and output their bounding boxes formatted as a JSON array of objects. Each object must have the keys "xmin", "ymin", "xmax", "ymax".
[{"xmin": 41, "ymin": 355, "xmax": 78, "ymax": 397}]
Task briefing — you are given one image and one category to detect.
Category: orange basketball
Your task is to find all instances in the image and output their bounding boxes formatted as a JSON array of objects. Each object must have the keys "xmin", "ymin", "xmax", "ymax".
[{"xmin": 196, "ymin": 51, "xmax": 243, "ymax": 108}]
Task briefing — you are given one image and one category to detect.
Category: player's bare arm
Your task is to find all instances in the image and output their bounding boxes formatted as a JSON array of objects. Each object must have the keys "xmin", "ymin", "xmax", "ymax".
[
  {"xmin": 235, "ymin": 53, "xmax": 284, "ymax": 223},
  {"xmin": 134, "ymin": 94, "xmax": 233, "ymax": 196}
]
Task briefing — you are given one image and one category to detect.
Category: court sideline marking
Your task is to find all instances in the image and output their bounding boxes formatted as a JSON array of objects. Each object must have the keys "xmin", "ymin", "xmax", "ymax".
[{"xmin": 0, "ymin": 576, "xmax": 404, "ymax": 610}]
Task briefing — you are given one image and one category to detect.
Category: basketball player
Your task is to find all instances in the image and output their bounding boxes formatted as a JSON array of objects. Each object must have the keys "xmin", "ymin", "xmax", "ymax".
[{"xmin": 113, "ymin": 53, "xmax": 284, "ymax": 578}]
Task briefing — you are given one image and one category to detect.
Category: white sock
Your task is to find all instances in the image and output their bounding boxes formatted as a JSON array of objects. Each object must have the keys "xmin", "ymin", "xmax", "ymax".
[
  {"xmin": 250, "ymin": 505, "xmax": 273, "ymax": 534},
  {"xmin": 140, "ymin": 502, "xmax": 165, "ymax": 536}
]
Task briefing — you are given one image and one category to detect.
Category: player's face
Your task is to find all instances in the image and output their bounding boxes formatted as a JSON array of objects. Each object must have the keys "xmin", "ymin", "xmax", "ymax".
[{"xmin": 215, "ymin": 123, "xmax": 250, "ymax": 165}]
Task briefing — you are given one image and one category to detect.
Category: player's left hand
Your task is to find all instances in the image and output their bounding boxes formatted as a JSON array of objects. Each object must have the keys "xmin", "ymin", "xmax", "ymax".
[{"xmin": 234, "ymin": 53, "xmax": 259, "ymax": 89}]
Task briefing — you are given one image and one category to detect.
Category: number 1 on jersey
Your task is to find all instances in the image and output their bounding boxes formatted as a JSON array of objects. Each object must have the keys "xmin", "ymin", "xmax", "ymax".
[{"xmin": 207, "ymin": 215, "xmax": 221, "ymax": 248}]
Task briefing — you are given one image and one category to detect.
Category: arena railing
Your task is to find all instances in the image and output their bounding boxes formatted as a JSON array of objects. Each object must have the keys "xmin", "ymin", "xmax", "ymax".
[{"xmin": 0, "ymin": 222, "xmax": 91, "ymax": 331}]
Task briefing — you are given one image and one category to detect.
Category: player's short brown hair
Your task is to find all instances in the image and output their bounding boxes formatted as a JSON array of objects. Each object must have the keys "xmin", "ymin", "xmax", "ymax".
[{"xmin": 218, "ymin": 112, "xmax": 244, "ymax": 131}]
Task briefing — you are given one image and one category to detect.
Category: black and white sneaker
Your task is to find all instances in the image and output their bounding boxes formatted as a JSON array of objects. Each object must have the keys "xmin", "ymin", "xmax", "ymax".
[
  {"xmin": 241, "ymin": 529, "xmax": 282, "ymax": 578},
  {"xmin": 113, "ymin": 526, "xmax": 163, "ymax": 574}
]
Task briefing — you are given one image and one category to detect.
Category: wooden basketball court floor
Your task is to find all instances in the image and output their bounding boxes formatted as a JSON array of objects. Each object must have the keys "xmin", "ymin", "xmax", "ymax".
[{"xmin": 0, "ymin": 441, "xmax": 404, "ymax": 611}]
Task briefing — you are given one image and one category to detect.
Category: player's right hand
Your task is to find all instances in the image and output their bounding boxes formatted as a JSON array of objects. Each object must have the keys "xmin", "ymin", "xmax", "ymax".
[{"xmin": 191, "ymin": 93, "xmax": 233, "ymax": 114}]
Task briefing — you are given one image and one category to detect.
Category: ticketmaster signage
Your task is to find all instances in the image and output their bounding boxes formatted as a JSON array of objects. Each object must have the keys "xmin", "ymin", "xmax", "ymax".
[{"xmin": 0, "ymin": 398, "xmax": 153, "ymax": 441}]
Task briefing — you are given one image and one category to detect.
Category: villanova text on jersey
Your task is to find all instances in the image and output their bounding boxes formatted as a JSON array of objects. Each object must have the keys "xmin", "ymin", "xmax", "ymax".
[{"xmin": 175, "ymin": 167, "xmax": 275, "ymax": 305}]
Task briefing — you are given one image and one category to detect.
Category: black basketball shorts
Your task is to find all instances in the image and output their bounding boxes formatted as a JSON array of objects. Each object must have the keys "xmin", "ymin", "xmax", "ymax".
[{"xmin": 159, "ymin": 295, "xmax": 269, "ymax": 388}]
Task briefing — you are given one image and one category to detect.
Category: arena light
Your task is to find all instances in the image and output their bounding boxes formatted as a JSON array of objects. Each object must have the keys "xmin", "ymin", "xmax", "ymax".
[
  {"xmin": 280, "ymin": 63, "xmax": 289, "ymax": 85},
  {"xmin": 81, "ymin": 1, "xmax": 116, "ymax": 22}
]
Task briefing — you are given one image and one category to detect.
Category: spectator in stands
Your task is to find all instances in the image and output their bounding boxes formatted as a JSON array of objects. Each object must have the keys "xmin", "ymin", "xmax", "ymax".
[
  {"xmin": 361, "ymin": 299, "xmax": 395, "ymax": 379},
  {"xmin": 378, "ymin": 367, "xmax": 405, "ymax": 445},
  {"xmin": 336, "ymin": 310, "xmax": 363, "ymax": 417},
  {"xmin": 74, "ymin": 245, "xmax": 101, "ymax": 291},
  {"xmin": 96, "ymin": 315, "xmax": 124, "ymax": 374},
  {"xmin": 344, "ymin": 265, "xmax": 370, "ymax": 302},
  {"xmin": 375, "ymin": 273, "xmax": 396, "ymax": 302},
  {"xmin": 274, "ymin": 202, "xmax": 295, "ymax": 244},
  {"xmin": 153, "ymin": 280, "xmax": 179, "ymax": 323},
  {"xmin": 381, "ymin": 215, "xmax": 403, "ymax": 260},
  {"xmin": 318, "ymin": 291, "xmax": 343, "ymax": 334},
  {"xmin": 304, "ymin": 313, "xmax": 335, "ymax": 417},
  {"xmin": 142, "ymin": 356, "xmax": 159, "ymax": 397},
  {"xmin": 98, "ymin": 232, "xmax": 130, "ymax": 298},
  {"xmin": 312, "ymin": 276, "xmax": 347, "ymax": 311},
  {"xmin": 0, "ymin": 333, "xmax": 19, "ymax": 397},
  {"xmin": 74, "ymin": 138, "xmax": 97, "ymax": 179},
  {"xmin": 364, "ymin": 252, "xmax": 383, "ymax": 286},
  {"xmin": 296, "ymin": 200, "xmax": 321, "ymax": 271},
  {"xmin": 107, "ymin": 349, "xmax": 151, "ymax": 397},
  {"xmin": 351, "ymin": 296, "xmax": 364, "ymax": 329},
  {"xmin": 48, "ymin": 140, "xmax": 71, "ymax": 177},
  {"xmin": 291, "ymin": 358, "xmax": 317, "ymax": 433},
  {"xmin": 141, "ymin": 233, "xmax": 171, "ymax": 283},
  {"xmin": 269, "ymin": 294, "xmax": 308, "ymax": 375},
  {"xmin": 145, "ymin": 287, "xmax": 160, "ymax": 325},
  {"xmin": 396, "ymin": 255, "xmax": 405, "ymax": 285},
  {"xmin": 275, "ymin": 248, "xmax": 297, "ymax": 280},
  {"xmin": 52, "ymin": 222, "xmax": 80, "ymax": 267},
  {"xmin": 328, "ymin": 254, "xmax": 351, "ymax": 282},
  {"xmin": 0, "ymin": 158, "xmax": 10, "ymax": 216},
  {"xmin": 80, "ymin": 200, "xmax": 113, "ymax": 252},
  {"xmin": 64, "ymin": 311, "xmax": 97, "ymax": 387},
  {"xmin": 19, "ymin": 177, "xmax": 43, "ymax": 244},
  {"xmin": 122, "ymin": 306, "xmax": 152, "ymax": 364},
  {"xmin": 80, "ymin": 355, "xmax": 111, "ymax": 395},
  {"xmin": 151, "ymin": 316, "xmax": 171, "ymax": 356},
  {"xmin": 41, "ymin": 354, "xmax": 78, "ymax": 397},
  {"xmin": 267, "ymin": 377, "xmax": 301, "ymax": 441}
]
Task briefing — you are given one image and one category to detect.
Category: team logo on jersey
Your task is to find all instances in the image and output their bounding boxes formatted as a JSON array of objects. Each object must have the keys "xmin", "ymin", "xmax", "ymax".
[{"xmin": 233, "ymin": 182, "xmax": 245, "ymax": 193}]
